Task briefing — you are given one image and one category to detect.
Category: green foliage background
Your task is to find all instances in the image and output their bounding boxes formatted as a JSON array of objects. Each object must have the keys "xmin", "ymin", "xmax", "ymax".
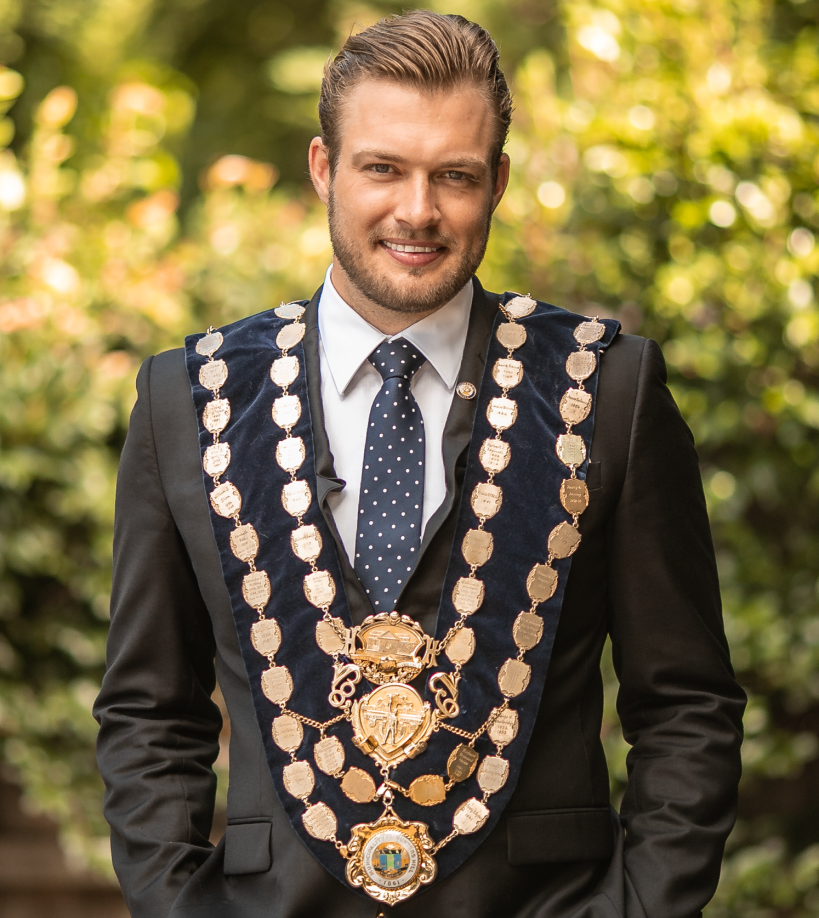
[{"xmin": 0, "ymin": 0, "xmax": 818, "ymax": 910}]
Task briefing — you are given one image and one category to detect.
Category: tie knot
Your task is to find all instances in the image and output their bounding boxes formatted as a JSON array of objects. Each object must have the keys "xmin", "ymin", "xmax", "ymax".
[{"xmin": 369, "ymin": 338, "xmax": 427, "ymax": 382}]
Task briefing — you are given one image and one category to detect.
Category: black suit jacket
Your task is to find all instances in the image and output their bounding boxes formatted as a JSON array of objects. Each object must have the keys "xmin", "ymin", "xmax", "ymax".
[{"xmin": 95, "ymin": 281, "xmax": 745, "ymax": 918}]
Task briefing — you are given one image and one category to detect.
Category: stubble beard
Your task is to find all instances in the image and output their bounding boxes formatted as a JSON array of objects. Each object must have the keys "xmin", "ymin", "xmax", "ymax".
[{"xmin": 327, "ymin": 187, "xmax": 492, "ymax": 315}]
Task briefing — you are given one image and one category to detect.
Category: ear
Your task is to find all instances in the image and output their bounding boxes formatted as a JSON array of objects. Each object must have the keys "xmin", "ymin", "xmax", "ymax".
[
  {"xmin": 309, "ymin": 137, "xmax": 331, "ymax": 205},
  {"xmin": 491, "ymin": 153, "xmax": 510, "ymax": 213}
]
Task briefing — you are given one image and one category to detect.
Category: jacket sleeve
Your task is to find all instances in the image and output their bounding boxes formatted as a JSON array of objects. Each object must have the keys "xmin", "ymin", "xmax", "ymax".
[
  {"xmin": 94, "ymin": 355, "xmax": 222, "ymax": 918},
  {"xmin": 607, "ymin": 339, "xmax": 746, "ymax": 918}
]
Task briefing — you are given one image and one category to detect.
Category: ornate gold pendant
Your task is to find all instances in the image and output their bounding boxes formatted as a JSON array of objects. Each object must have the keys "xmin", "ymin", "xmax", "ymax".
[
  {"xmin": 349, "ymin": 612, "xmax": 435, "ymax": 685},
  {"xmin": 345, "ymin": 812, "xmax": 437, "ymax": 905},
  {"xmin": 351, "ymin": 682, "xmax": 435, "ymax": 767}
]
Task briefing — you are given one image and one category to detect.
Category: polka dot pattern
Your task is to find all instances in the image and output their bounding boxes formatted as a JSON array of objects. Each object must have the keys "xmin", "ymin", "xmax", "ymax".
[{"xmin": 354, "ymin": 338, "xmax": 426, "ymax": 612}]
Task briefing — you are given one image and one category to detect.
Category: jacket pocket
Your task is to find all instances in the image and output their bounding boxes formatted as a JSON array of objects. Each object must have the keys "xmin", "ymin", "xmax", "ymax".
[
  {"xmin": 223, "ymin": 820, "xmax": 272, "ymax": 875},
  {"xmin": 506, "ymin": 806, "xmax": 613, "ymax": 865}
]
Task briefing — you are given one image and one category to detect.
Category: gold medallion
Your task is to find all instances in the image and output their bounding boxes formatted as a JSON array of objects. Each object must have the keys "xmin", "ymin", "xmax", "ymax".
[
  {"xmin": 513, "ymin": 612, "xmax": 544, "ymax": 652},
  {"xmin": 496, "ymin": 322, "xmax": 527, "ymax": 351},
  {"xmin": 566, "ymin": 350, "xmax": 596, "ymax": 383},
  {"xmin": 445, "ymin": 626, "xmax": 475, "ymax": 666},
  {"xmin": 315, "ymin": 618, "xmax": 347, "ymax": 654},
  {"xmin": 504, "ymin": 295, "xmax": 537, "ymax": 319},
  {"xmin": 210, "ymin": 481, "xmax": 242, "ymax": 518},
  {"xmin": 346, "ymin": 814, "xmax": 436, "ymax": 905},
  {"xmin": 456, "ymin": 381, "xmax": 477, "ymax": 400},
  {"xmin": 283, "ymin": 760, "xmax": 315, "ymax": 799},
  {"xmin": 272, "ymin": 394, "xmax": 302, "ymax": 429},
  {"xmin": 262, "ymin": 665, "xmax": 294, "ymax": 705},
  {"xmin": 276, "ymin": 436, "xmax": 306, "ymax": 472},
  {"xmin": 203, "ymin": 398, "xmax": 231, "ymax": 434},
  {"xmin": 314, "ymin": 735, "xmax": 345, "ymax": 775},
  {"xmin": 498, "ymin": 659, "xmax": 531, "ymax": 697},
  {"xmin": 203, "ymin": 442, "xmax": 231, "ymax": 478},
  {"xmin": 556, "ymin": 433, "xmax": 587, "ymax": 468},
  {"xmin": 487, "ymin": 707, "xmax": 519, "ymax": 747},
  {"xmin": 559, "ymin": 388, "xmax": 593, "ymax": 426},
  {"xmin": 351, "ymin": 683, "xmax": 434, "ymax": 768},
  {"xmin": 453, "ymin": 798, "xmax": 490, "ymax": 834},
  {"xmin": 471, "ymin": 482, "xmax": 502, "ymax": 520},
  {"xmin": 350, "ymin": 613, "xmax": 430, "ymax": 685},
  {"xmin": 302, "ymin": 802, "xmax": 337, "ymax": 840},
  {"xmin": 492, "ymin": 358, "xmax": 524, "ymax": 389},
  {"xmin": 251, "ymin": 618, "xmax": 281, "ymax": 657},
  {"xmin": 479, "ymin": 438, "xmax": 511, "ymax": 474},
  {"xmin": 462, "ymin": 529, "xmax": 493, "ymax": 567},
  {"xmin": 560, "ymin": 478, "xmax": 589, "ymax": 515},
  {"xmin": 199, "ymin": 359, "xmax": 228, "ymax": 392},
  {"xmin": 291, "ymin": 524, "xmax": 322, "ymax": 563},
  {"xmin": 276, "ymin": 322, "xmax": 306, "ymax": 351},
  {"xmin": 275, "ymin": 302, "xmax": 305, "ymax": 320},
  {"xmin": 486, "ymin": 397, "xmax": 518, "ymax": 431},
  {"xmin": 270, "ymin": 355, "xmax": 300, "ymax": 388},
  {"xmin": 272, "ymin": 713, "xmax": 303, "ymax": 752},
  {"xmin": 574, "ymin": 320, "xmax": 605, "ymax": 345},
  {"xmin": 196, "ymin": 331, "xmax": 223, "ymax": 357},
  {"xmin": 230, "ymin": 523, "xmax": 259, "ymax": 562},
  {"xmin": 526, "ymin": 564, "xmax": 558, "ymax": 603},
  {"xmin": 242, "ymin": 570, "xmax": 271, "ymax": 609},
  {"xmin": 341, "ymin": 767, "xmax": 378, "ymax": 804},
  {"xmin": 447, "ymin": 743, "xmax": 479, "ymax": 782},
  {"xmin": 281, "ymin": 479, "xmax": 312, "ymax": 517},
  {"xmin": 452, "ymin": 577, "xmax": 485, "ymax": 614},
  {"xmin": 408, "ymin": 775, "xmax": 446, "ymax": 806},
  {"xmin": 304, "ymin": 570, "xmax": 336, "ymax": 608},
  {"xmin": 477, "ymin": 756, "xmax": 509, "ymax": 795},
  {"xmin": 548, "ymin": 521, "xmax": 582, "ymax": 559}
]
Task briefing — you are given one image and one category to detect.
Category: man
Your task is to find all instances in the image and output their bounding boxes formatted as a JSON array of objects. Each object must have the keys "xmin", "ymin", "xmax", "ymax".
[{"xmin": 95, "ymin": 11, "xmax": 745, "ymax": 918}]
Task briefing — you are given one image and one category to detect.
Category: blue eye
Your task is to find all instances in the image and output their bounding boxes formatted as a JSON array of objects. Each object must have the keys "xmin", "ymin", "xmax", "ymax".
[{"xmin": 371, "ymin": 164, "xmax": 392, "ymax": 174}]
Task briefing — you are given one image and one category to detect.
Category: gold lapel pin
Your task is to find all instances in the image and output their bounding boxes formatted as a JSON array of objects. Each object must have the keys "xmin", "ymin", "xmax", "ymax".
[{"xmin": 456, "ymin": 382, "xmax": 477, "ymax": 400}]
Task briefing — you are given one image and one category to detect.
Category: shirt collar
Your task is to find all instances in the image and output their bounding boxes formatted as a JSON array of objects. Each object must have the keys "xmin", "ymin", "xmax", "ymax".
[{"xmin": 317, "ymin": 264, "xmax": 473, "ymax": 395}]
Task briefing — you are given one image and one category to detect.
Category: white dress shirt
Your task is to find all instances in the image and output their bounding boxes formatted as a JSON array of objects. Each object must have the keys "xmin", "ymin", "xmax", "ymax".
[{"xmin": 318, "ymin": 266, "xmax": 473, "ymax": 564}]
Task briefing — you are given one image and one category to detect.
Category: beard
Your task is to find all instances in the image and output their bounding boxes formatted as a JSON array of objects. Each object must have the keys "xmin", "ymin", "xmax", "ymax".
[{"xmin": 327, "ymin": 188, "xmax": 492, "ymax": 315}]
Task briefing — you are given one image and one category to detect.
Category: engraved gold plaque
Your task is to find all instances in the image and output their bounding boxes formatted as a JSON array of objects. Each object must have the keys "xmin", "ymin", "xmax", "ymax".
[
  {"xmin": 315, "ymin": 618, "xmax": 347, "ymax": 654},
  {"xmin": 559, "ymin": 388, "xmax": 593, "ymax": 426},
  {"xmin": 560, "ymin": 478, "xmax": 589, "ymax": 515},
  {"xmin": 196, "ymin": 331, "xmax": 223, "ymax": 357},
  {"xmin": 270, "ymin": 355, "xmax": 299, "ymax": 388},
  {"xmin": 453, "ymin": 798, "xmax": 490, "ymax": 835},
  {"xmin": 486, "ymin": 397, "xmax": 518, "ymax": 431},
  {"xmin": 452, "ymin": 577, "xmax": 485, "ymax": 614},
  {"xmin": 526, "ymin": 564, "xmax": 558, "ymax": 603},
  {"xmin": 351, "ymin": 683, "xmax": 435, "ymax": 768},
  {"xmin": 210, "ymin": 481, "xmax": 242, "ymax": 518},
  {"xmin": 291, "ymin": 524, "xmax": 322, "ymax": 563},
  {"xmin": 275, "ymin": 302, "xmax": 305, "ymax": 320},
  {"xmin": 242, "ymin": 570, "xmax": 271, "ymax": 608},
  {"xmin": 304, "ymin": 570, "xmax": 336, "ymax": 608},
  {"xmin": 487, "ymin": 707, "xmax": 519, "ymax": 746},
  {"xmin": 574, "ymin": 320, "xmax": 605, "ymax": 345},
  {"xmin": 251, "ymin": 618, "xmax": 281, "ymax": 657},
  {"xmin": 408, "ymin": 775, "xmax": 446, "ymax": 806},
  {"xmin": 477, "ymin": 756, "xmax": 509, "ymax": 795},
  {"xmin": 462, "ymin": 529, "xmax": 493, "ymax": 567},
  {"xmin": 556, "ymin": 433, "xmax": 587, "ymax": 468},
  {"xmin": 492, "ymin": 358, "xmax": 524, "ymax": 389},
  {"xmin": 548, "ymin": 521, "xmax": 582, "ymax": 559},
  {"xmin": 314, "ymin": 735, "xmax": 345, "ymax": 775},
  {"xmin": 445, "ymin": 626, "xmax": 475, "ymax": 666},
  {"xmin": 566, "ymin": 350, "xmax": 596, "ymax": 383},
  {"xmin": 498, "ymin": 659, "xmax": 532, "ymax": 697},
  {"xmin": 496, "ymin": 322, "xmax": 527, "ymax": 351},
  {"xmin": 302, "ymin": 802, "xmax": 337, "ymax": 840},
  {"xmin": 276, "ymin": 436, "xmax": 306, "ymax": 472},
  {"xmin": 504, "ymin": 295, "xmax": 537, "ymax": 319},
  {"xmin": 230, "ymin": 523, "xmax": 259, "ymax": 562},
  {"xmin": 272, "ymin": 394, "xmax": 302, "ymax": 429},
  {"xmin": 471, "ymin": 482, "xmax": 502, "ymax": 520},
  {"xmin": 479, "ymin": 438, "xmax": 511, "ymax": 474},
  {"xmin": 351, "ymin": 613, "xmax": 429, "ymax": 685},
  {"xmin": 447, "ymin": 744, "xmax": 479, "ymax": 782},
  {"xmin": 277, "ymin": 322, "xmax": 306, "ymax": 351},
  {"xmin": 199, "ymin": 359, "xmax": 228, "ymax": 391},
  {"xmin": 283, "ymin": 760, "xmax": 315, "ymax": 799},
  {"xmin": 513, "ymin": 612, "xmax": 544, "ymax": 651},
  {"xmin": 271, "ymin": 714, "xmax": 303, "ymax": 752},
  {"xmin": 261, "ymin": 665, "xmax": 293, "ymax": 705},
  {"xmin": 203, "ymin": 398, "xmax": 231, "ymax": 434},
  {"xmin": 341, "ymin": 767, "xmax": 378, "ymax": 804},
  {"xmin": 282, "ymin": 479, "xmax": 312, "ymax": 517},
  {"xmin": 203, "ymin": 442, "xmax": 231, "ymax": 478}
]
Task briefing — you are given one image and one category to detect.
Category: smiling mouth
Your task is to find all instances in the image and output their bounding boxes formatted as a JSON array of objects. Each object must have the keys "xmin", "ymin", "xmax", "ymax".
[{"xmin": 382, "ymin": 240, "xmax": 443, "ymax": 254}]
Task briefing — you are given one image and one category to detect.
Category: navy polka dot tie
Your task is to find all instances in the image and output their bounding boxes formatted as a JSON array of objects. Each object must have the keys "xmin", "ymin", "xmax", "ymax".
[{"xmin": 354, "ymin": 339, "xmax": 427, "ymax": 612}]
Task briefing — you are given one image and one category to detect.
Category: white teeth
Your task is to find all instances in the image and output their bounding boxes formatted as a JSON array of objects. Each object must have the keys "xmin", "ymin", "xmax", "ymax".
[{"xmin": 384, "ymin": 241, "xmax": 438, "ymax": 254}]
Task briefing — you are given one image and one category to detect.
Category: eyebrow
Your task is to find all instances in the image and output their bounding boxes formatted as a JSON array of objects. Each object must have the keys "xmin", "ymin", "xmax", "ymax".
[{"xmin": 351, "ymin": 149, "xmax": 487, "ymax": 171}]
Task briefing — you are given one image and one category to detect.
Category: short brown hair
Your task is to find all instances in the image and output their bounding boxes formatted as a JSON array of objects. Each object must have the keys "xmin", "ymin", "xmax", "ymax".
[{"xmin": 319, "ymin": 11, "xmax": 512, "ymax": 173}]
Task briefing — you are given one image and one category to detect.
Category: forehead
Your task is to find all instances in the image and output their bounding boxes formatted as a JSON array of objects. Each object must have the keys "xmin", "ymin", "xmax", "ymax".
[{"xmin": 335, "ymin": 78, "xmax": 496, "ymax": 164}]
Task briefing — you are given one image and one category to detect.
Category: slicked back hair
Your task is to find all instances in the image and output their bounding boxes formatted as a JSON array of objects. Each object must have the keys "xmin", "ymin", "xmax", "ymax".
[{"xmin": 319, "ymin": 11, "xmax": 512, "ymax": 175}]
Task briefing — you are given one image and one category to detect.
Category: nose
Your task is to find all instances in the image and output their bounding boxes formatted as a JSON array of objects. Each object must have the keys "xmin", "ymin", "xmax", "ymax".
[{"xmin": 392, "ymin": 173, "xmax": 440, "ymax": 230}]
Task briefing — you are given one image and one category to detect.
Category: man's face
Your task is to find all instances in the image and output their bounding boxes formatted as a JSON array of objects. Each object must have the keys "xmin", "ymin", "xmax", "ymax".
[{"xmin": 309, "ymin": 79, "xmax": 509, "ymax": 320}]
